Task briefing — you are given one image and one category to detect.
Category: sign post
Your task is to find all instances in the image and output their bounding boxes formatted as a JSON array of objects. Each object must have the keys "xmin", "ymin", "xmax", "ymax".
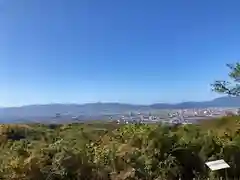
[{"xmin": 205, "ymin": 159, "xmax": 230, "ymax": 180}]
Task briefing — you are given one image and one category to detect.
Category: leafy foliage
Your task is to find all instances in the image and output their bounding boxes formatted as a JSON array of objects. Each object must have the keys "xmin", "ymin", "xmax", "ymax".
[
  {"xmin": 212, "ymin": 62, "xmax": 240, "ymax": 96},
  {"xmin": 0, "ymin": 118, "xmax": 240, "ymax": 180}
]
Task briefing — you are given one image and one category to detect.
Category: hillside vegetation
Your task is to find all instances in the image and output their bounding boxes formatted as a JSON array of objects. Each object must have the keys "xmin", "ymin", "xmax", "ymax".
[{"xmin": 0, "ymin": 117, "xmax": 240, "ymax": 180}]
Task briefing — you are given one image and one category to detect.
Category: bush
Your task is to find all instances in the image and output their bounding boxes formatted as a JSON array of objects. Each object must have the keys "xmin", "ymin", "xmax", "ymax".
[{"xmin": 0, "ymin": 117, "xmax": 240, "ymax": 179}]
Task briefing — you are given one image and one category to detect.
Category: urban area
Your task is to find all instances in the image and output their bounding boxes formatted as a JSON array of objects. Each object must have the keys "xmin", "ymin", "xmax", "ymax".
[
  {"xmin": 112, "ymin": 107, "xmax": 240, "ymax": 124},
  {"xmin": 53, "ymin": 107, "xmax": 240, "ymax": 125}
]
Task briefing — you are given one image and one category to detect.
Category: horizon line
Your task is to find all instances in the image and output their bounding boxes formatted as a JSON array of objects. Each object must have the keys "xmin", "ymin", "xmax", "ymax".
[{"xmin": 0, "ymin": 96, "xmax": 229, "ymax": 108}]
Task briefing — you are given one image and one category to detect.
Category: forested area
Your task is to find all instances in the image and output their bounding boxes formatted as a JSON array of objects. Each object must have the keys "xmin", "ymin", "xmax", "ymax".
[
  {"xmin": 0, "ymin": 63, "xmax": 238, "ymax": 180},
  {"xmin": 0, "ymin": 117, "xmax": 240, "ymax": 180}
]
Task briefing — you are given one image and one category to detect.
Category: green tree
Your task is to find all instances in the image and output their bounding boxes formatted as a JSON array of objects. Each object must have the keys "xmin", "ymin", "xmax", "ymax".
[{"xmin": 211, "ymin": 62, "xmax": 240, "ymax": 96}]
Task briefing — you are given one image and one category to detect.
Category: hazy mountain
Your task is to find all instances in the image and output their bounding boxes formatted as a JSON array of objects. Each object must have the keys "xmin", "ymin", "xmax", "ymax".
[
  {"xmin": 150, "ymin": 96, "xmax": 240, "ymax": 109},
  {"xmin": 0, "ymin": 96, "xmax": 239, "ymax": 120}
]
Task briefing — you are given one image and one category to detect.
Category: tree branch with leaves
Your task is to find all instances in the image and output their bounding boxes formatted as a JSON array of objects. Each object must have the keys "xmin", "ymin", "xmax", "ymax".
[{"xmin": 211, "ymin": 62, "xmax": 240, "ymax": 96}]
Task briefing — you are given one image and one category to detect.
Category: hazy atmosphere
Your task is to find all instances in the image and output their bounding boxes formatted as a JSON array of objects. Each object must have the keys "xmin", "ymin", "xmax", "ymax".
[
  {"xmin": 1, "ymin": 1, "xmax": 240, "ymax": 180},
  {"xmin": 2, "ymin": 0, "xmax": 240, "ymax": 106}
]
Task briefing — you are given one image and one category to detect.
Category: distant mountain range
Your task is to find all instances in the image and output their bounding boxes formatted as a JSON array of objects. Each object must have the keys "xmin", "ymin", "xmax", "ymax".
[{"xmin": 0, "ymin": 96, "xmax": 239, "ymax": 121}]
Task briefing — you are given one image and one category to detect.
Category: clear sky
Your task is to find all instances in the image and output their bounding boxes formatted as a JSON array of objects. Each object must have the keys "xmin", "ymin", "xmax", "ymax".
[{"xmin": 1, "ymin": 0, "xmax": 240, "ymax": 106}]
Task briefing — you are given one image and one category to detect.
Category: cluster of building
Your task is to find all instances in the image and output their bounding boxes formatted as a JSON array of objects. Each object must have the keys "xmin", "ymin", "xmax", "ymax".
[
  {"xmin": 113, "ymin": 108, "xmax": 240, "ymax": 125},
  {"xmin": 52, "ymin": 107, "xmax": 239, "ymax": 124}
]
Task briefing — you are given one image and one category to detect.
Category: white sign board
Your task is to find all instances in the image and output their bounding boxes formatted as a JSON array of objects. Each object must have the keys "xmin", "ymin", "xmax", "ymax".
[{"xmin": 205, "ymin": 159, "xmax": 230, "ymax": 171}]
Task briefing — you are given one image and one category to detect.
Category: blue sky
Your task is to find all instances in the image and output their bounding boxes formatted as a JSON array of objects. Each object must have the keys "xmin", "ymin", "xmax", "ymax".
[{"xmin": 1, "ymin": 0, "xmax": 240, "ymax": 106}]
